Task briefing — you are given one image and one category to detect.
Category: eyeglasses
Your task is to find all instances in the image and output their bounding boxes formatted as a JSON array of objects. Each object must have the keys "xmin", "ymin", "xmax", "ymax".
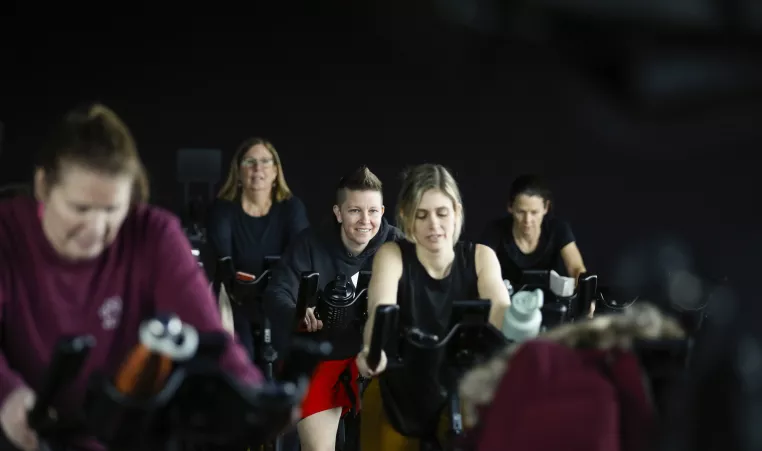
[{"xmin": 241, "ymin": 158, "xmax": 274, "ymax": 168}]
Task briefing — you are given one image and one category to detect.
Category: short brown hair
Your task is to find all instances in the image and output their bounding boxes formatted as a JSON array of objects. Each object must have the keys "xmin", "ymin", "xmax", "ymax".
[
  {"xmin": 217, "ymin": 137, "xmax": 293, "ymax": 203},
  {"xmin": 336, "ymin": 166, "xmax": 383, "ymax": 205},
  {"xmin": 37, "ymin": 103, "xmax": 149, "ymax": 203}
]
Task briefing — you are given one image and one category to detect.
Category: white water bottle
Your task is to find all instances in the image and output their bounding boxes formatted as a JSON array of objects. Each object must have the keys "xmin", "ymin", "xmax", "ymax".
[{"xmin": 502, "ymin": 289, "xmax": 544, "ymax": 343}]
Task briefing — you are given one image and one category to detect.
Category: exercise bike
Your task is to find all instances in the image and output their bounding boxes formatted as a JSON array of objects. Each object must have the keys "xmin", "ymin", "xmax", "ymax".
[
  {"xmin": 0, "ymin": 314, "xmax": 330, "ymax": 451},
  {"xmin": 366, "ymin": 300, "xmax": 508, "ymax": 451},
  {"xmin": 515, "ymin": 270, "xmax": 599, "ymax": 330},
  {"xmin": 229, "ymin": 255, "xmax": 281, "ymax": 377}
]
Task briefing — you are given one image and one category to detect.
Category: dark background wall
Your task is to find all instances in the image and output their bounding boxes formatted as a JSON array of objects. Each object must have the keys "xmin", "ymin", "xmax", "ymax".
[{"xmin": 1, "ymin": 5, "xmax": 759, "ymax": 291}]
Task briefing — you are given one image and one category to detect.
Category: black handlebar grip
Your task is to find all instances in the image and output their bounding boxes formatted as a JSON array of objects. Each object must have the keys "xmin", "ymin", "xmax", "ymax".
[
  {"xmin": 28, "ymin": 335, "xmax": 96, "ymax": 431},
  {"xmin": 263, "ymin": 255, "xmax": 281, "ymax": 272},
  {"xmin": 216, "ymin": 256, "xmax": 236, "ymax": 293},
  {"xmin": 357, "ymin": 271, "xmax": 372, "ymax": 291},
  {"xmin": 295, "ymin": 272, "xmax": 320, "ymax": 330},
  {"xmin": 367, "ymin": 305, "xmax": 400, "ymax": 370},
  {"xmin": 577, "ymin": 273, "xmax": 598, "ymax": 316}
]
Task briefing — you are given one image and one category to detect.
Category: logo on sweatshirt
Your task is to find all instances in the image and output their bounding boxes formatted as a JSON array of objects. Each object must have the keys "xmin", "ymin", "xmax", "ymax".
[{"xmin": 99, "ymin": 296, "xmax": 123, "ymax": 331}]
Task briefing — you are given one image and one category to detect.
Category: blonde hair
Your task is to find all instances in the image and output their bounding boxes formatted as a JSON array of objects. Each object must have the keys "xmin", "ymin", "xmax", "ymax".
[
  {"xmin": 396, "ymin": 163, "xmax": 464, "ymax": 244},
  {"xmin": 217, "ymin": 137, "xmax": 293, "ymax": 202},
  {"xmin": 38, "ymin": 103, "xmax": 149, "ymax": 203}
]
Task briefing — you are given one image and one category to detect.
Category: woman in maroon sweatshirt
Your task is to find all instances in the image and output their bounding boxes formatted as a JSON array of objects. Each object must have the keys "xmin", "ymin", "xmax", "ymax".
[{"xmin": 0, "ymin": 103, "xmax": 263, "ymax": 451}]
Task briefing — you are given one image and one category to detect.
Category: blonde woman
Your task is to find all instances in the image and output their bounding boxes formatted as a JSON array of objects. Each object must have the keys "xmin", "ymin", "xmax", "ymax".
[
  {"xmin": 207, "ymin": 137, "xmax": 309, "ymax": 356},
  {"xmin": 356, "ymin": 163, "xmax": 511, "ymax": 451}
]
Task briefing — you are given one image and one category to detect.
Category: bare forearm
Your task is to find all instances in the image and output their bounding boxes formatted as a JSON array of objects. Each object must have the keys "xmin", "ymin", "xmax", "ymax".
[
  {"xmin": 572, "ymin": 266, "xmax": 587, "ymax": 285},
  {"xmin": 362, "ymin": 307, "xmax": 376, "ymax": 350},
  {"xmin": 488, "ymin": 303, "xmax": 507, "ymax": 331}
]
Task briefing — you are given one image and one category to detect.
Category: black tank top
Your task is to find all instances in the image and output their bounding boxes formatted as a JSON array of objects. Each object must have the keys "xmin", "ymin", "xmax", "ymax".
[
  {"xmin": 379, "ymin": 240, "xmax": 479, "ymax": 438},
  {"xmin": 396, "ymin": 240, "xmax": 479, "ymax": 337}
]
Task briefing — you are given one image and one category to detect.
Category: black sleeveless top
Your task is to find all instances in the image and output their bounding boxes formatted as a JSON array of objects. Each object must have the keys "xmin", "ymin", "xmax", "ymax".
[
  {"xmin": 379, "ymin": 240, "xmax": 479, "ymax": 438},
  {"xmin": 397, "ymin": 240, "xmax": 479, "ymax": 337}
]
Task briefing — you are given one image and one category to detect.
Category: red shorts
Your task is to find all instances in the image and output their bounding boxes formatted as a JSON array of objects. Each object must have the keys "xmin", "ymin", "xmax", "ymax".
[{"xmin": 300, "ymin": 358, "xmax": 360, "ymax": 419}]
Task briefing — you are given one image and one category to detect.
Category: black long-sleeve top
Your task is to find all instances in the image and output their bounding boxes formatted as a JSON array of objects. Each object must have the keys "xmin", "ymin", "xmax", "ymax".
[{"xmin": 206, "ymin": 196, "xmax": 310, "ymax": 276}]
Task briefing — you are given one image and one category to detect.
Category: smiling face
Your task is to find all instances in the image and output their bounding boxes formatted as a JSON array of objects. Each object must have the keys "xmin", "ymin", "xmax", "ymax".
[
  {"xmin": 239, "ymin": 144, "xmax": 277, "ymax": 194},
  {"xmin": 36, "ymin": 162, "xmax": 133, "ymax": 261},
  {"xmin": 411, "ymin": 188, "xmax": 461, "ymax": 253},
  {"xmin": 333, "ymin": 189, "xmax": 384, "ymax": 252}
]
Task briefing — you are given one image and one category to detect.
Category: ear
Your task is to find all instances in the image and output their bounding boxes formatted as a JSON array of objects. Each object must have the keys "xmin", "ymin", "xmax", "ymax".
[
  {"xmin": 544, "ymin": 200, "xmax": 551, "ymax": 213},
  {"xmin": 332, "ymin": 204, "xmax": 342, "ymax": 223},
  {"xmin": 34, "ymin": 168, "xmax": 48, "ymax": 202},
  {"xmin": 506, "ymin": 202, "xmax": 513, "ymax": 214},
  {"xmin": 380, "ymin": 205, "xmax": 385, "ymax": 215}
]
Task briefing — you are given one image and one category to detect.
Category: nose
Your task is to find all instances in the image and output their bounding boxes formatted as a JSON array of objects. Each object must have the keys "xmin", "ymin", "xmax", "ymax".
[
  {"xmin": 84, "ymin": 210, "xmax": 108, "ymax": 236},
  {"xmin": 427, "ymin": 215, "xmax": 440, "ymax": 230},
  {"xmin": 359, "ymin": 211, "xmax": 370, "ymax": 224}
]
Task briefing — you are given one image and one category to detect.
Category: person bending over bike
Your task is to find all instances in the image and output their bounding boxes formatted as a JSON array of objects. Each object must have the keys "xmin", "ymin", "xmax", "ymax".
[
  {"xmin": 264, "ymin": 166, "xmax": 402, "ymax": 451},
  {"xmin": 0, "ymin": 104, "xmax": 263, "ymax": 451},
  {"xmin": 356, "ymin": 163, "xmax": 511, "ymax": 451}
]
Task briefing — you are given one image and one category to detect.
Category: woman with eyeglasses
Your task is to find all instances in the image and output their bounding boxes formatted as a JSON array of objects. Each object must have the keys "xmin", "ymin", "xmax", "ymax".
[{"xmin": 207, "ymin": 138, "xmax": 310, "ymax": 357}]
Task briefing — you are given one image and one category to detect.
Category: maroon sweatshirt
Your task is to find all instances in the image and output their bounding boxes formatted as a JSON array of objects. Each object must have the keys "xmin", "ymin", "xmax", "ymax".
[{"xmin": 0, "ymin": 196, "xmax": 263, "ymax": 437}]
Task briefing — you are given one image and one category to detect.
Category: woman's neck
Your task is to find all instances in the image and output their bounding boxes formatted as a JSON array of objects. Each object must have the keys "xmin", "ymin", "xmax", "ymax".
[
  {"xmin": 512, "ymin": 224, "xmax": 541, "ymax": 253},
  {"xmin": 241, "ymin": 190, "xmax": 272, "ymax": 217},
  {"xmin": 415, "ymin": 243, "xmax": 455, "ymax": 280}
]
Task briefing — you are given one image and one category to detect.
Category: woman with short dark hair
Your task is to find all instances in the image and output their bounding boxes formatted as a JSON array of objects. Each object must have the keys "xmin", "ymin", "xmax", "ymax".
[{"xmin": 479, "ymin": 174, "xmax": 587, "ymax": 287}]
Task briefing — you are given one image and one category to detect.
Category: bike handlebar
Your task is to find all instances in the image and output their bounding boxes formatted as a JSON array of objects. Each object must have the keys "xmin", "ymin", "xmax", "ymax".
[
  {"xmin": 21, "ymin": 317, "xmax": 329, "ymax": 451},
  {"xmin": 367, "ymin": 305, "xmax": 399, "ymax": 370},
  {"xmin": 22, "ymin": 336, "xmax": 96, "ymax": 448}
]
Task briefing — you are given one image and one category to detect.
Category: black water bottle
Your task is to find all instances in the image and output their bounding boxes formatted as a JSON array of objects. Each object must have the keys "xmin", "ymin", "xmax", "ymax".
[
  {"xmin": 577, "ymin": 272, "xmax": 598, "ymax": 318},
  {"xmin": 317, "ymin": 274, "xmax": 357, "ymax": 330}
]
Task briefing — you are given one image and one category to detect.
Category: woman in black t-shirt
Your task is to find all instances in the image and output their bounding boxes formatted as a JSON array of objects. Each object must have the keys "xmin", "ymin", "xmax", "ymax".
[{"xmin": 479, "ymin": 174, "xmax": 587, "ymax": 288}]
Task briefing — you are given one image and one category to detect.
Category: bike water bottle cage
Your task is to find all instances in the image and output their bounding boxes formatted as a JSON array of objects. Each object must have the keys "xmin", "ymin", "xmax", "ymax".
[{"xmin": 318, "ymin": 274, "xmax": 359, "ymax": 330}]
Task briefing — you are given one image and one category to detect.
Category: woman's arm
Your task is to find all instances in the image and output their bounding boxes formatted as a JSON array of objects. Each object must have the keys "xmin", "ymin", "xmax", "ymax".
[
  {"xmin": 362, "ymin": 242, "xmax": 404, "ymax": 349},
  {"xmin": 560, "ymin": 242, "xmax": 587, "ymax": 282},
  {"xmin": 262, "ymin": 231, "xmax": 314, "ymax": 352},
  {"xmin": 555, "ymin": 220, "xmax": 587, "ymax": 282},
  {"xmin": 475, "ymin": 244, "xmax": 512, "ymax": 330}
]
